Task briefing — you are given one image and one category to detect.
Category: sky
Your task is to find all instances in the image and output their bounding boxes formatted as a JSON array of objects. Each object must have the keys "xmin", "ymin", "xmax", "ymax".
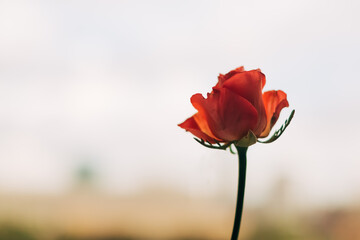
[{"xmin": 0, "ymin": 0, "xmax": 359, "ymax": 207}]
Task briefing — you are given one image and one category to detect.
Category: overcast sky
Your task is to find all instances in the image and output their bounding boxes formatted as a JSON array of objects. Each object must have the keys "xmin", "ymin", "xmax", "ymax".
[{"xmin": 0, "ymin": 0, "xmax": 359, "ymax": 207}]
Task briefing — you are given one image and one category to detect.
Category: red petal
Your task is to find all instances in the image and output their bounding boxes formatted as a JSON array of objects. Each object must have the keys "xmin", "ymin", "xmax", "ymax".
[
  {"xmin": 260, "ymin": 90, "xmax": 289, "ymax": 138},
  {"xmin": 221, "ymin": 70, "xmax": 267, "ymax": 136},
  {"xmin": 223, "ymin": 66, "xmax": 245, "ymax": 81},
  {"xmin": 191, "ymin": 88, "xmax": 258, "ymax": 142},
  {"xmin": 215, "ymin": 66, "xmax": 245, "ymax": 88},
  {"xmin": 178, "ymin": 115, "xmax": 220, "ymax": 143}
]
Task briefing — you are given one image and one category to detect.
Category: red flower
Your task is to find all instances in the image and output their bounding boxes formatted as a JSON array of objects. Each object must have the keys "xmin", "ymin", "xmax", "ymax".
[{"xmin": 178, "ymin": 67, "xmax": 289, "ymax": 144}]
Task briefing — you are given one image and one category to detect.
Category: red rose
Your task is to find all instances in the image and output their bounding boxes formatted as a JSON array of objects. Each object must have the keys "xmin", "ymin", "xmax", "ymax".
[{"xmin": 178, "ymin": 67, "xmax": 289, "ymax": 145}]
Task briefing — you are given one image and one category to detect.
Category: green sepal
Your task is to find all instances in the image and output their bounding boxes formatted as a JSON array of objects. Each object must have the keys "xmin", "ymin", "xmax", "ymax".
[
  {"xmin": 234, "ymin": 130, "xmax": 257, "ymax": 147},
  {"xmin": 257, "ymin": 109, "xmax": 295, "ymax": 144}
]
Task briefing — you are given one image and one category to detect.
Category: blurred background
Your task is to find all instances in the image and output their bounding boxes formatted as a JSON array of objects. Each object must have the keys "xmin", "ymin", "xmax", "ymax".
[{"xmin": 0, "ymin": 0, "xmax": 360, "ymax": 239}]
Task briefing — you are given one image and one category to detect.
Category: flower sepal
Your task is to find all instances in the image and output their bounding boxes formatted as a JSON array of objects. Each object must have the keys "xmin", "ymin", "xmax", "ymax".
[
  {"xmin": 234, "ymin": 130, "xmax": 257, "ymax": 147},
  {"xmin": 257, "ymin": 109, "xmax": 295, "ymax": 144}
]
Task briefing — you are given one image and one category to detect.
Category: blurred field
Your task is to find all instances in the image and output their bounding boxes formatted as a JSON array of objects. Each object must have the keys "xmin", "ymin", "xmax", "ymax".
[
  {"xmin": 1, "ymin": 187, "xmax": 360, "ymax": 240},
  {"xmin": 0, "ymin": 188, "xmax": 233, "ymax": 240}
]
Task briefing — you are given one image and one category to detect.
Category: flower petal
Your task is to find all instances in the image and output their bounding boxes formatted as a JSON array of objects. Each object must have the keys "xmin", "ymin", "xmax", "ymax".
[
  {"xmin": 221, "ymin": 70, "xmax": 267, "ymax": 136},
  {"xmin": 216, "ymin": 66, "xmax": 245, "ymax": 88},
  {"xmin": 178, "ymin": 115, "xmax": 220, "ymax": 143},
  {"xmin": 260, "ymin": 90, "xmax": 289, "ymax": 138},
  {"xmin": 191, "ymin": 88, "xmax": 258, "ymax": 142}
]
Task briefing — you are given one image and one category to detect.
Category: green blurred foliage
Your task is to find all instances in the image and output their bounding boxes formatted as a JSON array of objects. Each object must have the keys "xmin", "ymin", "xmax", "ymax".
[
  {"xmin": 57, "ymin": 236, "xmax": 134, "ymax": 240},
  {"xmin": 0, "ymin": 225, "xmax": 36, "ymax": 240}
]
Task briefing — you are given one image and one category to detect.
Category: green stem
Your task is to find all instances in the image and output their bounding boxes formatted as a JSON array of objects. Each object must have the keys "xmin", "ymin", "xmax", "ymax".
[{"xmin": 231, "ymin": 146, "xmax": 248, "ymax": 240}]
